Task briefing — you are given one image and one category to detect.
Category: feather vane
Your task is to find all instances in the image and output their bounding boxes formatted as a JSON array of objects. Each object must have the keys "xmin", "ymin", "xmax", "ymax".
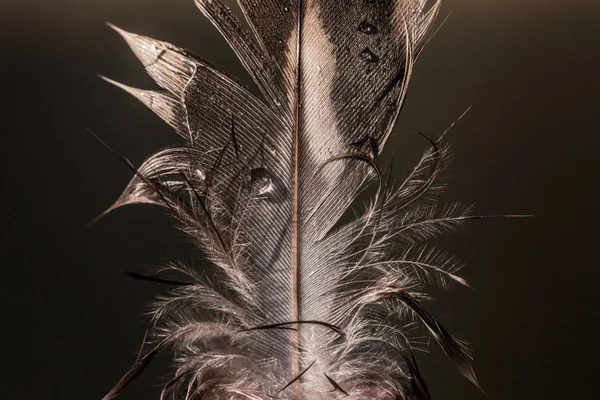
[{"xmin": 99, "ymin": 1, "xmax": 484, "ymax": 399}]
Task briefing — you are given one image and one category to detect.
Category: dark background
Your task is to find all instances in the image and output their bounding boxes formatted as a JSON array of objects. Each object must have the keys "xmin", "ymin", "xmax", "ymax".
[{"xmin": 2, "ymin": 0, "xmax": 598, "ymax": 399}]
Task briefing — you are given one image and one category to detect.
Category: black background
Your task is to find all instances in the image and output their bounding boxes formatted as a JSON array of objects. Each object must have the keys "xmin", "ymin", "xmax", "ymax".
[{"xmin": 2, "ymin": 0, "xmax": 598, "ymax": 399}]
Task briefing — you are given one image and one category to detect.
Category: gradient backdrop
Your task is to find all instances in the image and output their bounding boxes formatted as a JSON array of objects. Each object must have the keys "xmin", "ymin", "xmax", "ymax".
[{"xmin": 2, "ymin": 0, "xmax": 598, "ymax": 399}]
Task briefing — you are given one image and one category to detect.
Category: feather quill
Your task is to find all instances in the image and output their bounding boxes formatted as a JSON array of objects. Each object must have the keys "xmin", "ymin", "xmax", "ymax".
[{"xmin": 98, "ymin": 1, "xmax": 486, "ymax": 399}]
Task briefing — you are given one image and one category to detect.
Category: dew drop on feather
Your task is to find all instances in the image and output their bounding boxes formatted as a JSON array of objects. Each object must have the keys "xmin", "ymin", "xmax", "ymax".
[
  {"xmin": 266, "ymin": 140, "xmax": 277, "ymax": 155},
  {"xmin": 249, "ymin": 168, "xmax": 274, "ymax": 196},
  {"xmin": 360, "ymin": 48, "xmax": 380, "ymax": 64},
  {"xmin": 358, "ymin": 20, "xmax": 378, "ymax": 34}
]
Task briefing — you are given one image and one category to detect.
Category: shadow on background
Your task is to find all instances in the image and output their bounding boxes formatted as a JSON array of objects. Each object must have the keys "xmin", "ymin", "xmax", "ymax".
[{"xmin": 1, "ymin": 0, "xmax": 597, "ymax": 399}]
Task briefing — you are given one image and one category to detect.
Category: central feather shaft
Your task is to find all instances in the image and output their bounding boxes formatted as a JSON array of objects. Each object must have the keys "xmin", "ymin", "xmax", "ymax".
[{"xmin": 291, "ymin": 0, "xmax": 304, "ymax": 386}]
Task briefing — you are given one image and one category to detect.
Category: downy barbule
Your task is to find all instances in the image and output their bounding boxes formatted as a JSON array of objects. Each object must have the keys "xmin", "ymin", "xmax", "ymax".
[{"xmin": 97, "ymin": 0, "xmax": 500, "ymax": 399}]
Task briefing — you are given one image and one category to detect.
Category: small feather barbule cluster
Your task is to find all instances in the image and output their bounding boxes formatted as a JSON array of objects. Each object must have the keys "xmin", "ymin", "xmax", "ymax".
[{"xmin": 99, "ymin": 0, "xmax": 485, "ymax": 399}]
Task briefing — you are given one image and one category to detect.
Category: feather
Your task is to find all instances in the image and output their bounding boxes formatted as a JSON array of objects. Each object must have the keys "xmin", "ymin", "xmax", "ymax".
[{"xmin": 97, "ymin": 1, "xmax": 487, "ymax": 399}]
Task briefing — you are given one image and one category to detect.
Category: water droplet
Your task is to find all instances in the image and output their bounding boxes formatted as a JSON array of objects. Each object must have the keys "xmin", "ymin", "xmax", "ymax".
[
  {"xmin": 249, "ymin": 168, "xmax": 273, "ymax": 196},
  {"xmin": 266, "ymin": 140, "xmax": 277, "ymax": 155},
  {"xmin": 195, "ymin": 169, "xmax": 205, "ymax": 181},
  {"xmin": 358, "ymin": 20, "xmax": 378, "ymax": 34},
  {"xmin": 283, "ymin": 6, "xmax": 289, "ymax": 12},
  {"xmin": 274, "ymin": 99, "xmax": 282, "ymax": 107},
  {"xmin": 360, "ymin": 48, "xmax": 380, "ymax": 64},
  {"xmin": 351, "ymin": 136, "xmax": 380, "ymax": 158},
  {"xmin": 316, "ymin": 65, "xmax": 322, "ymax": 74}
]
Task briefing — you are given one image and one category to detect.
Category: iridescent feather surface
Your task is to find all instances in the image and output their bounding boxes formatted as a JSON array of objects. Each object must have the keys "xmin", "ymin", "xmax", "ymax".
[{"xmin": 99, "ymin": 1, "xmax": 485, "ymax": 399}]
